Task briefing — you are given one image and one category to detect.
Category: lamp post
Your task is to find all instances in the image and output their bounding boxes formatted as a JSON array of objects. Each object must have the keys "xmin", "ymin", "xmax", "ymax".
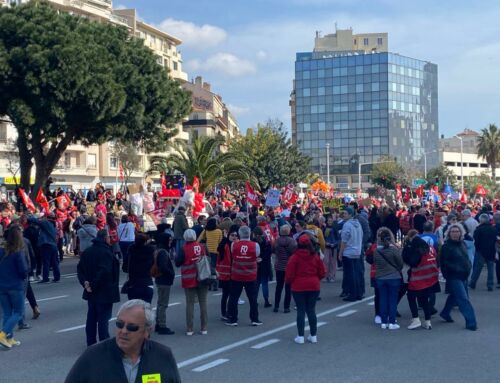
[
  {"xmin": 326, "ymin": 143, "xmax": 330, "ymax": 187},
  {"xmin": 423, "ymin": 150, "xmax": 437, "ymax": 179},
  {"xmin": 454, "ymin": 135, "xmax": 464, "ymax": 194}
]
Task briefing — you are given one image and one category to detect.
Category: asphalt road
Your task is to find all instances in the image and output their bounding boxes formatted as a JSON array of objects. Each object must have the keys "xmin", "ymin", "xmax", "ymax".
[{"xmin": 1, "ymin": 256, "xmax": 499, "ymax": 383}]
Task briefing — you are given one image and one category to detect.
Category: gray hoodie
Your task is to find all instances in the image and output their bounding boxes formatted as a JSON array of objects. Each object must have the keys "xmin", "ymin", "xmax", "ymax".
[
  {"xmin": 78, "ymin": 224, "xmax": 98, "ymax": 253},
  {"xmin": 341, "ymin": 218, "xmax": 363, "ymax": 258}
]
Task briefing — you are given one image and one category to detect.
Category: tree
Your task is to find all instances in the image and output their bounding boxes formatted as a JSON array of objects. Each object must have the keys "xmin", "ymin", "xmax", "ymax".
[
  {"xmin": 228, "ymin": 119, "xmax": 311, "ymax": 191},
  {"xmin": 426, "ymin": 164, "xmax": 457, "ymax": 188},
  {"xmin": 110, "ymin": 142, "xmax": 142, "ymax": 186},
  {"xmin": 477, "ymin": 123, "xmax": 500, "ymax": 181},
  {"xmin": 0, "ymin": 2, "xmax": 191, "ymax": 195},
  {"xmin": 464, "ymin": 171, "xmax": 498, "ymax": 198},
  {"xmin": 154, "ymin": 136, "xmax": 249, "ymax": 193},
  {"xmin": 371, "ymin": 156, "xmax": 404, "ymax": 189}
]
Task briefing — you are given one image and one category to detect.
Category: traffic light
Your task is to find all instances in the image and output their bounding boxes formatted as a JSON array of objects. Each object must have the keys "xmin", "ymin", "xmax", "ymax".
[{"xmin": 435, "ymin": 176, "xmax": 439, "ymax": 185}]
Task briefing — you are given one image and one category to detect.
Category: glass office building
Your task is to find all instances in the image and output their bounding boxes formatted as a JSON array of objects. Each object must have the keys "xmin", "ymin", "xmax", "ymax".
[{"xmin": 291, "ymin": 50, "xmax": 438, "ymax": 188}]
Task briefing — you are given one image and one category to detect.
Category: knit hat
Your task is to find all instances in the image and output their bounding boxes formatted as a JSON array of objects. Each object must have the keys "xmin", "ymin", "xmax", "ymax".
[{"xmin": 298, "ymin": 234, "xmax": 311, "ymax": 246}]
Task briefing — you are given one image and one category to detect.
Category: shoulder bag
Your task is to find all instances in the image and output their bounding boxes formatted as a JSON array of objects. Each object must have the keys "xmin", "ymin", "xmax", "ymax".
[
  {"xmin": 376, "ymin": 248, "xmax": 408, "ymax": 298},
  {"xmin": 196, "ymin": 255, "xmax": 212, "ymax": 283}
]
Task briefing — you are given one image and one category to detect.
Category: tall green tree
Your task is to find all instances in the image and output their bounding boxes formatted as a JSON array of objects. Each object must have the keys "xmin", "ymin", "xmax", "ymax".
[
  {"xmin": 426, "ymin": 164, "xmax": 457, "ymax": 188},
  {"xmin": 477, "ymin": 123, "xmax": 500, "ymax": 181},
  {"xmin": 0, "ymin": 2, "xmax": 191, "ymax": 194},
  {"xmin": 371, "ymin": 156, "xmax": 404, "ymax": 189},
  {"xmin": 228, "ymin": 119, "xmax": 311, "ymax": 191},
  {"xmin": 151, "ymin": 136, "xmax": 249, "ymax": 193},
  {"xmin": 110, "ymin": 142, "xmax": 142, "ymax": 186}
]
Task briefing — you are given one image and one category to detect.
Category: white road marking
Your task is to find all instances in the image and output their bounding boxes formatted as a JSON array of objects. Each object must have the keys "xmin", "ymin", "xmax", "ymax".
[
  {"xmin": 337, "ymin": 309, "xmax": 357, "ymax": 318},
  {"xmin": 192, "ymin": 359, "xmax": 229, "ymax": 372},
  {"xmin": 169, "ymin": 302, "xmax": 181, "ymax": 307},
  {"xmin": 251, "ymin": 339, "xmax": 280, "ymax": 349},
  {"xmin": 56, "ymin": 317, "xmax": 117, "ymax": 333},
  {"xmin": 62, "ymin": 274, "xmax": 78, "ymax": 279},
  {"xmin": 177, "ymin": 296, "xmax": 374, "ymax": 369},
  {"xmin": 304, "ymin": 321, "xmax": 327, "ymax": 331},
  {"xmin": 25, "ymin": 295, "xmax": 68, "ymax": 304},
  {"xmin": 213, "ymin": 293, "xmax": 223, "ymax": 296},
  {"xmin": 367, "ymin": 302, "xmax": 375, "ymax": 306}
]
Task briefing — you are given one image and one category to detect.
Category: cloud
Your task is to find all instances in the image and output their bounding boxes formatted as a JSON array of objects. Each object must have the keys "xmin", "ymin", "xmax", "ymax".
[
  {"xmin": 201, "ymin": 53, "xmax": 257, "ymax": 77},
  {"xmin": 226, "ymin": 104, "xmax": 251, "ymax": 116},
  {"xmin": 157, "ymin": 18, "xmax": 227, "ymax": 50},
  {"xmin": 256, "ymin": 50, "xmax": 268, "ymax": 60}
]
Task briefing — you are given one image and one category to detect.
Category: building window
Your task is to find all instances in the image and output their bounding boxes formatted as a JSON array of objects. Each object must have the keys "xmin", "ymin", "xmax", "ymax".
[
  {"xmin": 87, "ymin": 154, "xmax": 96, "ymax": 169},
  {"xmin": 0, "ymin": 123, "xmax": 6, "ymax": 142},
  {"xmin": 156, "ymin": 56, "xmax": 164, "ymax": 66},
  {"xmin": 363, "ymin": 38, "xmax": 369, "ymax": 46},
  {"xmin": 64, "ymin": 153, "xmax": 71, "ymax": 168},
  {"xmin": 110, "ymin": 156, "xmax": 118, "ymax": 170},
  {"xmin": 173, "ymin": 61, "xmax": 178, "ymax": 70},
  {"xmin": 377, "ymin": 37, "xmax": 383, "ymax": 45}
]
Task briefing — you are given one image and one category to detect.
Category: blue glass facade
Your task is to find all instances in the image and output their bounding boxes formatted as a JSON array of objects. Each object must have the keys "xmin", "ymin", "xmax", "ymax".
[{"xmin": 292, "ymin": 51, "xmax": 438, "ymax": 184}]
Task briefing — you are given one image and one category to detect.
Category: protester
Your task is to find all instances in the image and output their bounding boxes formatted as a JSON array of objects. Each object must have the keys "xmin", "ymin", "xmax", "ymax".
[
  {"xmin": 77, "ymin": 229, "xmax": 120, "ymax": 346},
  {"xmin": 28, "ymin": 214, "xmax": 60, "ymax": 283},
  {"xmin": 153, "ymin": 232, "xmax": 175, "ymax": 335},
  {"xmin": 253, "ymin": 226, "xmax": 273, "ymax": 307},
  {"xmin": 216, "ymin": 225, "xmax": 238, "ymax": 320},
  {"xmin": 77, "ymin": 216, "xmax": 97, "ymax": 254},
  {"xmin": 470, "ymin": 214, "xmax": 497, "ymax": 291},
  {"xmin": 286, "ymin": 234, "xmax": 326, "ymax": 344},
  {"xmin": 176, "ymin": 229, "xmax": 209, "ymax": 335},
  {"xmin": 273, "ymin": 224, "xmax": 297, "ymax": 313},
  {"xmin": 198, "ymin": 217, "xmax": 223, "ymax": 291},
  {"xmin": 65, "ymin": 300, "xmax": 181, "ymax": 383},
  {"xmin": 117, "ymin": 215, "xmax": 136, "ymax": 259}
]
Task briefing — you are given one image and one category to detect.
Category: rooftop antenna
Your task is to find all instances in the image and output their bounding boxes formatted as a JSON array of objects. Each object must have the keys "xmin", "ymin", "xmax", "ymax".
[{"xmin": 335, "ymin": 21, "xmax": 337, "ymax": 31}]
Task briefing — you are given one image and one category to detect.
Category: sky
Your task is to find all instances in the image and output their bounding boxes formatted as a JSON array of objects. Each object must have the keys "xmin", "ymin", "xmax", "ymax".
[{"xmin": 116, "ymin": 0, "xmax": 500, "ymax": 138}]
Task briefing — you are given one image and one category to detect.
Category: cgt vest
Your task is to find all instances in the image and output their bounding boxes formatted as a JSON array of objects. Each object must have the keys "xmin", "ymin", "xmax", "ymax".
[
  {"xmin": 408, "ymin": 247, "xmax": 439, "ymax": 291},
  {"xmin": 216, "ymin": 243, "xmax": 232, "ymax": 281},
  {"xmin": 181, "ymin": 242, "xmax": 205, "ymax": 288},
  {"xmin": 231, "ymin": 240, "xmax": 257, "ymax": 282}
]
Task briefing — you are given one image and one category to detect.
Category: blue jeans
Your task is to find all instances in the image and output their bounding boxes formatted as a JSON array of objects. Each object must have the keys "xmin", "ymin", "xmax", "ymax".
[
  {"xmin": 470, "ymin": 251, "xmax": 494, "ymax": 289},
  {"xmin": 0, "ymin": 288, "xmax": 25, "ymax": 337},
  {"xmin": 175, "ymin": 239, "xmax": 185, "ymax": 260},
  {"xmin": 376, "ymin": 278, "xmax": 401, "ymax": 324},
  {"xmin": 86, "ymin": 301, "xmax": 113, "ymax": 346},
  {"xmin": 441, "ymin": 279, "xmax": 477, "ymax": 328},
  {"xmin": 41, "ymin": 244, "xmax": 60, "ymax": 282},
  {"xmin": 256, "ymin": 273, "xmax": 270, "ymax": 302},
  {"xmin": 342, "ymin": 257, "xmax": 361, "ymax": 299}
]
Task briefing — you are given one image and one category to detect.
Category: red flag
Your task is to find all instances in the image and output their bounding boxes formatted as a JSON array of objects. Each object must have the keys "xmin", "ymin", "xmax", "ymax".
[
  {"xmin": 475, "ymin": 184, "xmax": 487, "ymax": 195},
  {"xmin": 119, "ymin": 163, "xmax": 124, "ymax": 182},
  {"xmin": 56, "ymin": 194, "xmax": 70, "ymax": 210},
  {"xmin": 460, "ymin": 190, "xmax": 468, "ymax": 203},
  {"xmin": 36, "ymin": 188, "xmax": 50, "ymax": 212},
  {"xmin": 192, "ymin": 176, "xmax": 200, "ymax": 192},
  {"xmin": 395, "ymin": 184, "xmax": 402, "ymax": 200},
  {"xmin": 282, "ymin": 184, "xmax": 296, "ymax": 204},
  {"xmin": 415, "ymin": 185, "xmax": 424, "ymax": 198},
  {"xmin": 19, "ymin": 188, "xmax": 36, "ymax": 213},
  {"xmin": 245, "ymin": 181, "xmax": 260, "ymax": 207},
  {"xmin": 404, "ymin": 187, "xmax": 411, "ymax": 202}
]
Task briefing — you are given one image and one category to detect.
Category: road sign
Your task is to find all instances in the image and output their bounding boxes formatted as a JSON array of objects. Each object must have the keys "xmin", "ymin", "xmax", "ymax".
[{"xmin": 412, "ymin": 179, "xmax": 427, "ymax": 187}]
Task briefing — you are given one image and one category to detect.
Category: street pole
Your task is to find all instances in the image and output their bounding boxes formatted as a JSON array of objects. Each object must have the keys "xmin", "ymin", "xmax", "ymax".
[
  {"xmin": 326, "ymin": 143, "xmax": 330, "ymax": 187},
  {"xmin": 424, "ymin": 154, "xmax": 427, "ymax": 179},
  {"xmin": 455, "ymin": 135, "xmax": 464, "ymax": 194},
  {"xmin": 358, "ymin": 161, "xmax": 361, "ymax": 191}
]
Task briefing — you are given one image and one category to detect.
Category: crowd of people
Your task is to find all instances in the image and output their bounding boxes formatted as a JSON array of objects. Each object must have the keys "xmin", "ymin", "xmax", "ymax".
[{"xmin": 1, "ymin": 184, "xmax": 498, "ymax": 355}]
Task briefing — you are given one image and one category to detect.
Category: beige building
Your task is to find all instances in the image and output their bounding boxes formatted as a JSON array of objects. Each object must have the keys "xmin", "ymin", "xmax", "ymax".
[
  {"xmin": 0, "ymin": 0, "xmax": 189, "ymax": 192},
  {"xmin": 182, "ymin": 76, "xmax": 240, "ymax": 147},
  {"xmin": 439, "ymin": 129, "xmax": 495, "ymax": 182},
  {"xmin": 314, "ymin": 27, "xmax": 388, "ymax": 53}
]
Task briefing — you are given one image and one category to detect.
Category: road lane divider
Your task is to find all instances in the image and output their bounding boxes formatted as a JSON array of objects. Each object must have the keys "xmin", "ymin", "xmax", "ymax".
[
  {"xmin": 26, "ymin": 295, "xmax": 69, "ymax": 304},
  {"xmin": 251, "ymin": 339, "xmax": 280, "ymax": 349},
  {"xmin": 177, "ymin": 296, "xmax": 374, "ymax": 369},
  {"xmin": 336, "ymin": 309, "xmax": 357, "ymax": 317},
  {"xmin": 192, "ymin": 359, "xmax": 229, "ymax": 372}
]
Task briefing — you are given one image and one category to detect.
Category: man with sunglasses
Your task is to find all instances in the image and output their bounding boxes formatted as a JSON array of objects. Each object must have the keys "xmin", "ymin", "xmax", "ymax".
[{"xmin": 65, "ymin": 299, "xmax": 181, "ymax": 383}]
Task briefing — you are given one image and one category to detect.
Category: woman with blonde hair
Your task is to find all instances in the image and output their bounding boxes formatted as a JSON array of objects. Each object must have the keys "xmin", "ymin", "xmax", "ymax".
[
  {"xmin": 0, "ymin": 225, "xmax": 29, "ymax": 349},
  {"xmin": 439, "ymin": 223, "xmax": 477, "ymax": 330}
]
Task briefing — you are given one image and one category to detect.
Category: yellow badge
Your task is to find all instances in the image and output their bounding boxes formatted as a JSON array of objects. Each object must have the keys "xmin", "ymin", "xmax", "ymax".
[{"xmin": 142, "ymin": 374, "xmax": 161, "ymax": 383}]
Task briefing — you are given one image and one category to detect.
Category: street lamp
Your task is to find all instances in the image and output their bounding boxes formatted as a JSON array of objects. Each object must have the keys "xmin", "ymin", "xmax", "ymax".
[
  {"xmin": 423, "ymin": 150, "xmax": 437, "ymax": 179},
  {"xmin": 326, "ymin": 143, "xmax": 330, "ymax": 186},
  {"xmin": 358, "ymin": 160, "xmax": 393, "ymax": 191},
  {"xmin": 454, "ymin": 135, "xmax": 464, "ymax": 194}
]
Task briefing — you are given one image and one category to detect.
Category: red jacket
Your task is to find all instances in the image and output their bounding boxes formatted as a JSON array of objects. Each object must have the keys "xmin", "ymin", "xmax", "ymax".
[
  {"xmin": 231, "ymin": 240, "xmax": 257, "ymax": 282},
  {"xmin": 216, "ymin": 242, "xmax": 232, "ymax": 281},
  {"xmin": 365, "ymin": 242, "xmax": 377, "ymax": 279},
  {"xmin": 180, "ymin": 241, "xmax": 206, "ymax": 288},
  {"xmin": 285, "ymin": 249, "xmax": 326, "ymax": 292}
]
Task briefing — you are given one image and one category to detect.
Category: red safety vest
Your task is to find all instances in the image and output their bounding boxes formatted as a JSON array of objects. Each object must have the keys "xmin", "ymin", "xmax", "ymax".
[
  {"xmin": 408, "ymin": 247, "xmax": 439, "ymax": 291},
  {"xmin": 181, "ymin": 242, "xmax": 205, "ymax": 288},
  {"xmin": 216, "ymin": 243, "xmax": 232, "ymax": 281},
  {"xmin": 231, "ymin": 240, "xmax": 257, "ymax": 282}
]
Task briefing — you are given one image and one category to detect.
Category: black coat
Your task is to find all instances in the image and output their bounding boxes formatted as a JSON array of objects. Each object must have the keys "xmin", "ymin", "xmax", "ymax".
[
  {"xmin": 154, "ymin": 248, "xmax": 175, "ymax": 286},
  {"xmin": 257, "ymin": 239, "xmax": 273, "ymax": 279},
  {"xmin": 440, "ymin": 239, "xmax": 471, "ymax": 281},
  {"xmin": 123, "ymin": 244, "xmax": 154, "ymax": 287},
  {"xmin": 402, "ymin": 236, "xmax": 429, "ymax": 267},
  {"xmin": 64, "ymin": 338, "xmax": 181, "ymax": 383},
  {"xmin": 77, "ymin": 239, "xmax": 120, "ymax": 304},
  {"xmin": 473, "ymin": 223, "xmax": 497, "ymax": 261}
]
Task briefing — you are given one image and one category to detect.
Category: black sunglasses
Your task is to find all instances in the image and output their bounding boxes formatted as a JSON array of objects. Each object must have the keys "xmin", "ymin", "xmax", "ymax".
[{"xmin": 116, "ymin": 320, "xmax": 141, "ymax": 332}]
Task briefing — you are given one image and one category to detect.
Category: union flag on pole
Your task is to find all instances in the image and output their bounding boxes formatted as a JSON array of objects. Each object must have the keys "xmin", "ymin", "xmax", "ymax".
[
  {"xmin": 119, "ymin": 163, "xmax": 124, "ymax": 182},
  {"xmin": 192, "ymin": 176, "xmax": 200, "ymax": 192},
  {"xmin": 245, "ymin": 181, "xmax": 260, "ymax": 207},
  {"xmin": 56, "ymin": 193, "xmax": 71, "ymax": 210},
  {"xmin": 282, "ymin": 184, "xmax": 298, "ymax": 205},
  {"xmin": 395, "ymin": 184, "xmax": 402, "ymax": 200},
  {"xmin": 36, "ymin": 188, "xmax": 50, "ymax": 212},
  {"xmin": 19, "ymin": 188, "xmax": 36, "ymax": 213}
]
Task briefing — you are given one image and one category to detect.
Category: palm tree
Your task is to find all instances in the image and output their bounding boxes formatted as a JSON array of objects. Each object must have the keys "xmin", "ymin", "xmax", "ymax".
[
  {"xmin": 147, "ymin": 136, "xmax": 250, "ymax": 192},
  {"xmin": 477, "ymin": 123, "xmax": 500, "ymax": 181}
]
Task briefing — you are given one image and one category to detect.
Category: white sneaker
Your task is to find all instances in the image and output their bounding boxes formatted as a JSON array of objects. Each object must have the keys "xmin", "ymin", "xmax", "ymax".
[
  {"xmin": 374, "ymin": 315, "xmax": 382, "ymax": 324},
  {"xmin": 388, "ymin": 323, "xmax": 400, "ymax": 330},
  {"xmin": 307, "ymin": 335, "xmax": 317, "ymax": 343},
  {"xmin": 422, "ymin": 320, "xmax": 432, "ymax": 330},
  {"xmin": 407, "ymin": 318, "xmax": 422, "ymax": 330},
  {"xmin": 381, "ymin": 323, "xmax": 388, "ymax": 329},
  {"xmin": 294, "ymin": 336, "xmax": 305, "ymax": 344},
  {"xmin": 238, "ymin": 299, "xmax": 245, "ymax": 305}
]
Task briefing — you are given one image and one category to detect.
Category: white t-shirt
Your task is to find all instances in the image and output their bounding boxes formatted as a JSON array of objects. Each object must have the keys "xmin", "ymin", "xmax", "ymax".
[{"xmin": 117, "ymin": 222, "xmax": 135, "ymax": 242}]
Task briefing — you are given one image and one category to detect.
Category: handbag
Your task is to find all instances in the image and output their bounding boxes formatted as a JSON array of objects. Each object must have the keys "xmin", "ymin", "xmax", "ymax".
[
  {"xmin": 376, "ymin": 248, "xmax": 408, "ymax": 297},
  {"xmin": 121, "ymin": 247, "xmax": 133, "ymax": 294},
  {"xmin": 196, "ymin": 255, "xmax": 212, "ymax": 283}
]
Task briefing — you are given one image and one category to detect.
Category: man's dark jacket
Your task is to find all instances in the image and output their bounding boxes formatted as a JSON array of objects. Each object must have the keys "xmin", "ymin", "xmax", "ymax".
[
  {"xmin": 473, "ymin": 223, "xmax": 497, "ymax": 261},
  {"xmin": 77, "ymin": 238, "xmax": 120, "ymax": 303},
  {"xmin": 64, "ymin": 338, "xmax": 181, "ymax": 383}
]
